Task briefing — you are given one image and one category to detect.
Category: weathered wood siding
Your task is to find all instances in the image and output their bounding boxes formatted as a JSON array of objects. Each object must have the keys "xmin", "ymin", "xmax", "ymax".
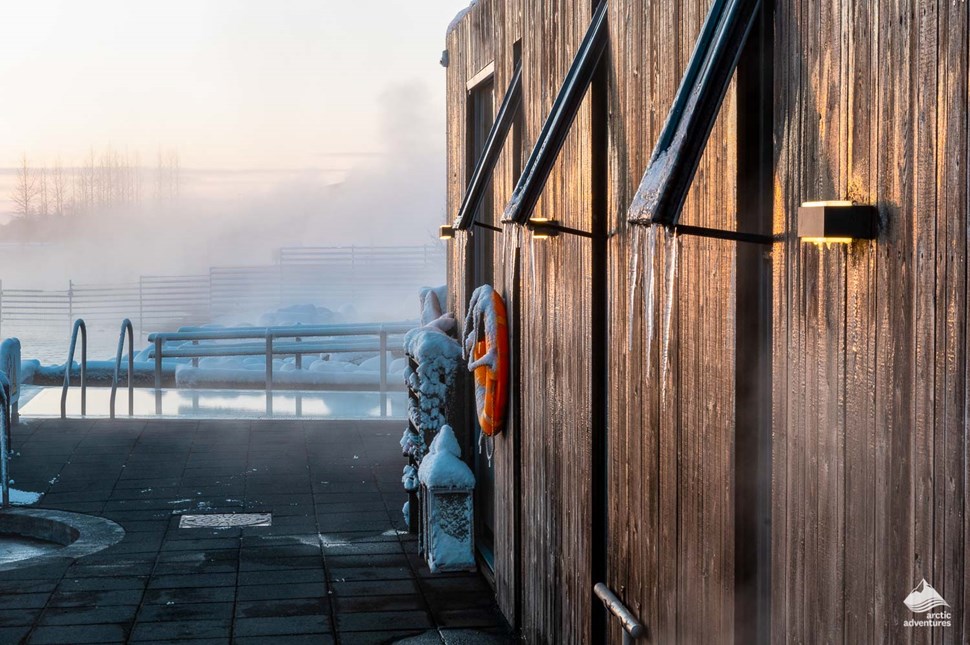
[
  {"xmin": 771, "ymin": 0, "xmax": 968, "ymax": 642},
  {"xmin": 448, "ymin": 2, "xmax": 596, "ymax": 642},
  {"xmin": 604, "ymin": 1, "xmax": 740, "ymax": 643},
  {"xmin": 446, "ymin": 0, "xmax": 968, "ymax": 643}
]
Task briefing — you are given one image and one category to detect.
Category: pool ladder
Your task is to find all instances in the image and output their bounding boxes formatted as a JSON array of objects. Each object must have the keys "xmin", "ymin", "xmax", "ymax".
[{"xmin": 59, "ymin": 318, "xmax": 135, "ymax": 419}]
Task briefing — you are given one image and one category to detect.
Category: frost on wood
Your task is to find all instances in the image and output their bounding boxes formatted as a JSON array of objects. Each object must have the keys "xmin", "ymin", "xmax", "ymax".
[{"xmin": 418, "ymin": 425, "xmax": 476, "ymax": 573}]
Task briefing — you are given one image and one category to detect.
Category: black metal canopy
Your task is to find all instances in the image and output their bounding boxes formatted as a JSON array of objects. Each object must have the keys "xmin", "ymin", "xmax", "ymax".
[
  {"xmin": 502, "ymin": 1, "xmax": 608, "ymax": 225},
  {"xmin": 454, "ymin": 61, "xmax": 523, "ymax": 231},
  {"xmin": 628, "ymin": 0, "xmax": 762, "ymax": 228}
]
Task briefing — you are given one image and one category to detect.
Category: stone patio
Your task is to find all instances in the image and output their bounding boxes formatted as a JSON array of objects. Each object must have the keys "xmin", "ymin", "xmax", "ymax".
[{"xmin": 0, "ymin": 418, "xmax": 511, "ymax": 644}]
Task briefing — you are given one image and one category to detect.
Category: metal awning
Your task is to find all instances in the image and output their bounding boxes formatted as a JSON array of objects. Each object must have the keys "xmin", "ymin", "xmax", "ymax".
[
  {"xmin": 455, "ymin": 61, "xmax": 523, "ymax": 231},
  {"xmin": 628, "ymin": 0, "xmax": 762, "ymax": 228},
  {"xmin": 502, "ymin": 1, "xmax": 608, "ymax": 225}
]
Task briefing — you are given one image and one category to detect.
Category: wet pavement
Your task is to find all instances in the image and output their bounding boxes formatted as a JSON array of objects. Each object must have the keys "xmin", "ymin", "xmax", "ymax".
[{"xmin": 0, "ymin": 418, "xmax": 511, "ymax": 644}]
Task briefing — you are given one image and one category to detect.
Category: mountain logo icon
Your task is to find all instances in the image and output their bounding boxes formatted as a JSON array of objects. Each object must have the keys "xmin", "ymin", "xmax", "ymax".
[{"xmin": 904, "ymin": 579, "xmax": 950, "ymax": 614}]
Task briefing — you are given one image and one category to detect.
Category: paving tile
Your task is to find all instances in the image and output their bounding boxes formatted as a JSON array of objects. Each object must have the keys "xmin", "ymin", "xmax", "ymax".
[
  {"xmin": 233, "ymin": 614, "xmax": 331, "ymax": 637},
  {"xmin": 28, "ymin": 623, "xmax": 128, "ymax": 644},
  {"xmin": 135, "ymin": 600, "xmax": 234, "ymax": 622},
  {"xmin": 141, "ymin": 586, "xmax": 236, "ymax": 605},
  {"xmin": 332, "ymin": 579, "xmax": 419, "ymax": 597},
  {"xmin": 0, "ymin": 593, "xmax": 51, "ymax": 610},
  {"xmin": 335, "ymin": 594, "xmax": 426, "ymax": 613},
  {"xmin": 57, "ymin": 576, "xmax": 148, "ymax": 592},
  {"xmin": 47, "ymin": 589, "xmax": 142, "ymax": 608},
  {"xmin": 0, "ymin": 608, "xmax": 41, "ymax": 627},
  {"xmin": 0, "ymin": 626, "xmax": 31, "ymax": 643},
  {"xmin": 147, "ymin": 573, "xmax": 237, "ymax": 589},
  {"xmin": 235, "ymin": 582, "xmax": 327, "ymax": 602},
  {"xmin": 38, "ymin": 603, "xmax": 139, "ymax": 626},
  {"xmin": 128, "ymin": 618, "xmax": 231, "ymax": 641},
  {"xmin": 338, "ymin": 629, "xmax": 434, "ymax": 645},
  {"xmin": 3, "ymin": 419, "xmax": 508, "ymax": 641},
  {"xmin": 234, "ymin": 597, "xmax": 331, "ymax": 619},
  {"xmin": 329, "ymin": 566, "xmax": 414, "ymax": 581},
  {"xmin": 336, "ymin": 609, "xmax": 433, "ymax": 632},
  {"xmin": 234, "ymin": 636, "xmax": 334, "ymax": 645}
]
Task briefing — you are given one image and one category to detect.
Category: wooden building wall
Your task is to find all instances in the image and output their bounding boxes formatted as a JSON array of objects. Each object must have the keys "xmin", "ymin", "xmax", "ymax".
[
  {"xmin": 445, "ymin": 1, "xmax": 968, "ymax": 643},
  {"xmin": 447, "ymin": 2, "xmax": 596, "ymax": 642},
  {"xmin": 771, "ymin": 0, "xmax": 968, "ymax": 642}
]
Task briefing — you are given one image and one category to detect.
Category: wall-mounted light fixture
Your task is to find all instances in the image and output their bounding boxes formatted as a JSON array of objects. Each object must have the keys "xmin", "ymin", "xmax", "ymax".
[
  {"xmin": 797, "ymin": 201, "xmax": 878, "ymax": 244},
  {"xmin": 528, "ymin": 217, "xmax": 560, "ymax": 240},
  {"xmin": 439, "ymin": 224, "xmax": 456, "ymax": 240}
]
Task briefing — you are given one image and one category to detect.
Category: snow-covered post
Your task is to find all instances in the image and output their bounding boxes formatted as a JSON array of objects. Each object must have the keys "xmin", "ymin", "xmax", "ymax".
[
  {"xmin": 0, "ymin": 373, "xmax": 9, "ymax": 508},
  {"xmin": 418, "ymin": 425, "xmax": 476, "ymax": 572},
  {"xmin": 0, "ymin": 337, "xmax": 21, "ymax": 425},
  {"xmin": 401, "ymin": 287, "xmax": 459, "ymax": 534}
]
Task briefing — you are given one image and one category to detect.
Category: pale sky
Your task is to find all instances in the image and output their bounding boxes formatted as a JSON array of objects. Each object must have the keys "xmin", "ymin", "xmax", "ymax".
[{"xmin": 0, "ymin": 0, "xmax": 471, "ymax": 170}]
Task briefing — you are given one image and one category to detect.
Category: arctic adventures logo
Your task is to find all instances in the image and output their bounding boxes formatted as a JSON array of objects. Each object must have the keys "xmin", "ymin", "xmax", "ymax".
[{"xmin": 903, "ymin": 579, "xmax": 952, "ymax": 628}]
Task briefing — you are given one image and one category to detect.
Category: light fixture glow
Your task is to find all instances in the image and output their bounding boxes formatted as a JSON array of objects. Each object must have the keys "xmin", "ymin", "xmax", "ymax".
[
  {"xmin": 528, "ymin": 217, "xmax": 559, "ymax": 239},
  {"xmin": 801, "ymin": 237, "xmax": 854, "ymax": 246},
  {"xmin": 797, "ymin": 201, "xmax": 876, "ymax": 243}
]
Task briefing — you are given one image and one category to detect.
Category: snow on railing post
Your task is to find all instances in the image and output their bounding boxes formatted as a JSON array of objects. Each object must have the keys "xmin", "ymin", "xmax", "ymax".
[
  {"xmin": 1, "ymin": 338, "xmax": 21, "ymax": 427},
  {"xmin": 418, "ymin": 425, "xmax": 476, "ymax": 572}
]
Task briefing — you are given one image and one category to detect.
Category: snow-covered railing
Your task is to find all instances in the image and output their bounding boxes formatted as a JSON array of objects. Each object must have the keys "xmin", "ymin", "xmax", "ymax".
[
  {"xmin": 109, "ymin": 319, "xmax": 135, "ymax": 419},
  {"xmin": 147, "ymin": 322, "xmax": 413, "ymax": 416},
  {"xmin": 60, "ymin": 319, "xmax": 88, "ymax": 419}
]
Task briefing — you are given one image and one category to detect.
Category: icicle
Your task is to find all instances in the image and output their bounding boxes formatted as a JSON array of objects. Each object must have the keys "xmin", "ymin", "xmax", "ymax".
[
  {"xmin": 627, "ymin": 225, "xmax": 642, "ymax": 351},
  {"xmin": 659, "ymin": 228, "xmax": 679, "ymax": 404},
  {"xmin": 528, "ymin": 233, "xmax": 538, "ymax": 332},
  {"xmin": 642, "ymin": 225, "xmax": 658, "ymax": 375}
]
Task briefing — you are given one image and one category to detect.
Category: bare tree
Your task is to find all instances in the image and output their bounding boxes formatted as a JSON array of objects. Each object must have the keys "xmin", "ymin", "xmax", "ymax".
[
  {"xmin": 154, "ymin": 148, "xmax": 181, "ymax": 201},
  {"xmin": 52, "ymin": 159, "xmax": 66, "ymax": 215},
  {"xmin": 10, "ymin": 153, "xmax": 37, "ymax": 218},
  {"xmin": 37, "ymin": 165, "xmax": 52, "ymax": 217}
]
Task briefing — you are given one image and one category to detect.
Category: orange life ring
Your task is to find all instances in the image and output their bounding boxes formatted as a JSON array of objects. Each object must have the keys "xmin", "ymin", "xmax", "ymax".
[{"xmin": 465, "ymin": 287, "xmax": 509, "ymax": 436}]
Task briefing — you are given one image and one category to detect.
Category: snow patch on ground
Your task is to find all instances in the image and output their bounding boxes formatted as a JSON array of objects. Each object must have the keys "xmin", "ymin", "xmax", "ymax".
[{"xmin": 8, "ymin": 488, "xmax": 42, "ymax": 505}]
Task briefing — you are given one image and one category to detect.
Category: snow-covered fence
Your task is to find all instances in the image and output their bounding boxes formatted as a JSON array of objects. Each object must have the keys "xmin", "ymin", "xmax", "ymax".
[
  {"xmin": 139, "ymin": 275, "xmax": 211, "ymax": 333},
  {"xmin": 147, "ymin": 322, "xmax": 412, "ymax": 416},
  {"xmin": 0, "ymin": 245, "xmax": 445, "ymax": 338}
]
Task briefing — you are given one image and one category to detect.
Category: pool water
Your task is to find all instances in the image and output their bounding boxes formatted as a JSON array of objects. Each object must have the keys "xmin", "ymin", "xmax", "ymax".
[{"xmin": 20, "ymin": 386, "xmax": 406, "ymax": 419}]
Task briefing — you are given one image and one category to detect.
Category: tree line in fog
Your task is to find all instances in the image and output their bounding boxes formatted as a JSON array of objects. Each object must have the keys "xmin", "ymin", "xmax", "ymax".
[{"xmin": 9, "ymin": 147, "xmax": 182, "ymax": 218}]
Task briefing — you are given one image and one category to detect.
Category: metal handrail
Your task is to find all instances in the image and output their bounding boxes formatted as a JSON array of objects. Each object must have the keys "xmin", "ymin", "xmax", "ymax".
[
  {"xmin": 147, "ymin": 322, "xmax": 413, "ymax": 343},
  {"xmin": 149, "ymin": 322, "xmax": 407, "ymax": 416},
  {"xmin": 60, "ymin": 318, "xmax": 87, "ymax": 418},
  {"xmin": 109, "ymin": 318, "xmax": 135, "ymax": 419},
  {"xmin": 0, "ymin": 376, "xmax": 9, "ymax": 507},
  {"xmin": 594, "ymin": 583, "xmax": 646, "ymax": 644}
]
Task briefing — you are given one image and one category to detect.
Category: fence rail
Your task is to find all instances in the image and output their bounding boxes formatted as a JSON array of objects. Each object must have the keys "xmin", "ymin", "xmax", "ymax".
[{"xmin": 0, "ymin": 245, "xmax": 444, "ymax": 336}]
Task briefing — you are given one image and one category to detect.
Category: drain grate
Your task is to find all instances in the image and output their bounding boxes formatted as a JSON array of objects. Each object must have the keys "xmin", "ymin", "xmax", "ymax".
[{"xmin": 178, "ymin": 513, "xmax": 272, "ymax": 529}]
